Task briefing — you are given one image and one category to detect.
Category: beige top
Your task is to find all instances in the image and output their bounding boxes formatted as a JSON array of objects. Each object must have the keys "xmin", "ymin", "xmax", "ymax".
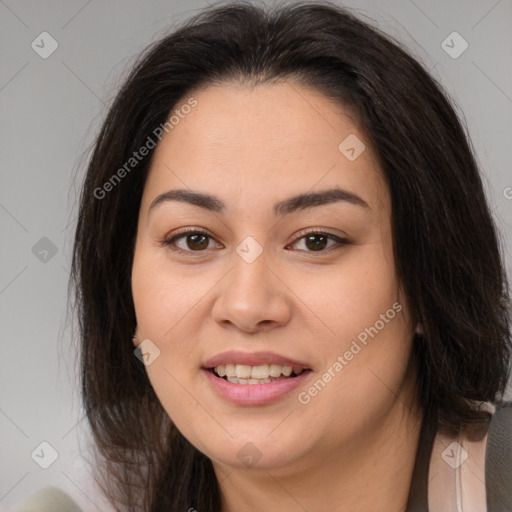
[{"xmin": 428, "ymin": 402, "xmax": 495, "ymax": 512}]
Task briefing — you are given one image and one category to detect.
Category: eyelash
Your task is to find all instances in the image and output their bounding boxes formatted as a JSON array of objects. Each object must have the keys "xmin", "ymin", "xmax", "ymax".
[{"xmin": 161, "ymin": 227, "xmax": 349, "ymax": 255}]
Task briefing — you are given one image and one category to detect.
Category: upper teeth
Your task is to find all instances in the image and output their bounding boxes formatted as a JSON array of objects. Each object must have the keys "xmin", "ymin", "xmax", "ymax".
[{"xmin": 214, "ymin": 364, "xmax": 302, "ymax": 379}]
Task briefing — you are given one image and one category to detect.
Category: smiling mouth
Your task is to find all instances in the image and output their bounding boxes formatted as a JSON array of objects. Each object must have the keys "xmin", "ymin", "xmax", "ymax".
[{"xmin": 208, "ymin": 363, "xmax": 311, "ymax": 385}]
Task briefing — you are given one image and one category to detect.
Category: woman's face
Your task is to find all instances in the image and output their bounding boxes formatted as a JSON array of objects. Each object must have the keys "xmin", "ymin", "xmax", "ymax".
[{"xmin": 131, "ymin": 80, "xmax": 418, "ymax": 474}]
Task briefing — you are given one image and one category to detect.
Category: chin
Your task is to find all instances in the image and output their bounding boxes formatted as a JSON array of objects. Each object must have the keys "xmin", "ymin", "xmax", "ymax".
[{"xmin": 198, "ymin": 433, "xmax": 305, "ymax": 471}]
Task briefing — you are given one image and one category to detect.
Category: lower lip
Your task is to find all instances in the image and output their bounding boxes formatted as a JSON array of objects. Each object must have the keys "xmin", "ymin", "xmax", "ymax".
[{"xmin": 202, "ymin": 368, "xmax": 312, "ymax": 405}]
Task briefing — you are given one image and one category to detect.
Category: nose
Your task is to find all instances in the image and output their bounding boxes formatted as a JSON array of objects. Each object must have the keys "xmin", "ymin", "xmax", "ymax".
[{"xmin": 211, "ymin": 250, "xmax": 292, "ymax": 333}]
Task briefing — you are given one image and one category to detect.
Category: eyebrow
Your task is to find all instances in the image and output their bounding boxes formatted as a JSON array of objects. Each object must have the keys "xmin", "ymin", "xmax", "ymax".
[{"xmin": 148, "ymin": 187, "xmax": 370, "ymax": 217}]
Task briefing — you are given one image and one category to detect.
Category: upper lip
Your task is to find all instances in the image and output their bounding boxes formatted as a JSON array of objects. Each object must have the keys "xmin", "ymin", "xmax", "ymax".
[{"xmin": 203, "ymin": 350, "xmax": 311, "ymax": 369}]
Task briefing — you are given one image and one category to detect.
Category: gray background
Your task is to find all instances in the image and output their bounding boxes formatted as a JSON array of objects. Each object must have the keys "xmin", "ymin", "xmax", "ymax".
[{"xmin": 1, "ymin": 0, "xmax": 511, "ymax": 510}]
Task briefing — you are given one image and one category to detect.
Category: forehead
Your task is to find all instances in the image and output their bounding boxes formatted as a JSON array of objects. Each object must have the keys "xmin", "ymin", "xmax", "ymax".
[{"xmin": 142, "ymin": 81, "xmax": 388, "ymax": 214}]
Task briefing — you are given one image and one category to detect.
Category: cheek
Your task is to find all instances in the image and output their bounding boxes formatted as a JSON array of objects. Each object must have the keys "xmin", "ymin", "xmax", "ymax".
[
  {"xmin": 131, "ymin": 243, "xmax": 203, "ymax": 338},
  {"xmin": 296, "ymin": 308, "xmax": 413, "ymax": 450},
  {"xmin": 143, "ymin": 357, "xmax": 214, "ymax": 457},
  {"xmin": 294, "ymin": 242, "xmax": 412, "ymax": 424},
  {"xmin": 304, "ymin": 239, "xmax": 401, "ymax": 342},
  {"xmin": 131, "ymin": 243, "xmax": 210, "ymax": 400}
]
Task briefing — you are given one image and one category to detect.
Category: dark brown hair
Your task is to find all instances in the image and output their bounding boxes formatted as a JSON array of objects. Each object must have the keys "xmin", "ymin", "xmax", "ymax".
[{"xmin": 70, "ymin": 1, "xmax": 512, "ymax": 510}]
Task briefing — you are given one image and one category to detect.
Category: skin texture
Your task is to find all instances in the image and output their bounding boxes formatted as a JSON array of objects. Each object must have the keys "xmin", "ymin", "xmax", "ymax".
[{"xmin": 131, "ymin": 80, "xmax": 423, "ymax": 512}]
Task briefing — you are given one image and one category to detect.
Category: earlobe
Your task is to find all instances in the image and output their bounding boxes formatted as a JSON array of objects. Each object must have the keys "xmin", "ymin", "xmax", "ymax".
[{"xmin": 132, "ymin": 330, "xmax": 139, "ymax": 347}]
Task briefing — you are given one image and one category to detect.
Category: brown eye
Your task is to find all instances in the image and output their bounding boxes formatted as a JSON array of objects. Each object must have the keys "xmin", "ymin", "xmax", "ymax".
[
  {"xmin": 289, "ymin": 231, "xmax": 348, "ymax": 253},
  {"xmin": 304, "ymin": 234, "xmax": 328, "ymax": 251},
  {"xmin": 163, "ymin": 229, "xmax": 221, "ymax": 253},
  {"xmin": 186, "ymin": 233, "xmax": 209, "ymax": 250}
]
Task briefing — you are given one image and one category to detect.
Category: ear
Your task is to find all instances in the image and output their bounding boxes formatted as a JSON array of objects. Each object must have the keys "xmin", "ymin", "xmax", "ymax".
[{"xmin": 132, "ymin": 328, "xmax": 140, "ymax": 347}]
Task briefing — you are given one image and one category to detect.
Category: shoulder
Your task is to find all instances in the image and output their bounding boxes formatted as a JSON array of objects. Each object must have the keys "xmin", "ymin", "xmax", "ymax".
[
  {"xmin": 486, "ymin": 400, "xmax": 512, "ymax": 510},
  {"xmin": 427, "ymin": 401, "xmax": 512, "ymax": 512}
]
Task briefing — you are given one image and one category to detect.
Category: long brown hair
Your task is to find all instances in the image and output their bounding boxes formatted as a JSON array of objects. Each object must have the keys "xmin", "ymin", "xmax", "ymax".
[{"xmin": 70, "ymin": 1, "xmax": 511, "ymax": 510}]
